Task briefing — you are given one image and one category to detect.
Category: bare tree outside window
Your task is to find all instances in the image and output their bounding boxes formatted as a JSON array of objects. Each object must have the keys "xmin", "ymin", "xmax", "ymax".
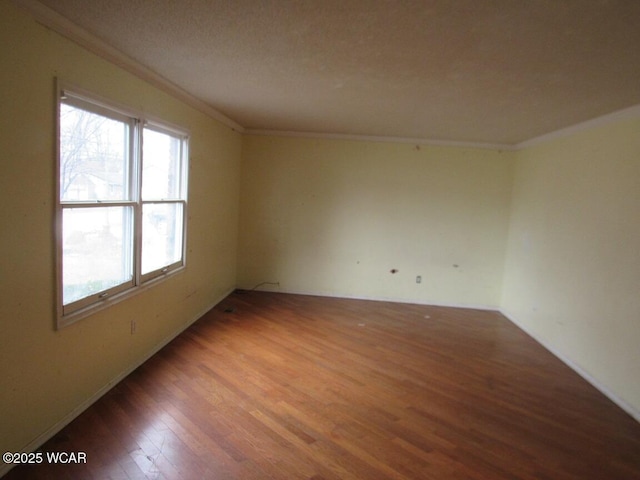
[{"xmin": 59, "ymin": 104, "xmax": 128, "ymax": 201}]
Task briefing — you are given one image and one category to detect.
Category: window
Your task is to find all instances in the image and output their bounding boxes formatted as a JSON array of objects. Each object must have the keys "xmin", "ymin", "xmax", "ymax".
[{"xmin": 56, "ymin": 85, "xmax": 188, "ymax": 326}]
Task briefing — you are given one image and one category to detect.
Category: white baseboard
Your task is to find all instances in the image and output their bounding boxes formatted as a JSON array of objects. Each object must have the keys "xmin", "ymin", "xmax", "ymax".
[
  {"xmin": 0, "ymin": 288, "xmax": 234, "ymax": 479},
  {"xmin": 500, "ymin": 309, "xmax": 640, "ymax": 423},
  {"xmin": 244, "ymin": 285, "xmax": 500, "ymax": 312}
]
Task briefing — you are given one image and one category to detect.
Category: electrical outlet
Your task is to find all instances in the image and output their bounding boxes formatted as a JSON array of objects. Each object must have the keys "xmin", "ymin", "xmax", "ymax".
[
  {"xmin": 416, "ymin": 275, "xmax": 422, "ymax": 284},
  {"xmin": 130, "ymin": 320, "xmax": 136, "ymax": 335}
]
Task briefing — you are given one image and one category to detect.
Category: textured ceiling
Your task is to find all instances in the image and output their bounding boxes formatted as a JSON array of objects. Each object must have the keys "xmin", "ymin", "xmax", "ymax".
[{"xmin": 28, "ymin": 0, "xmax": 640, "ymax": 145}]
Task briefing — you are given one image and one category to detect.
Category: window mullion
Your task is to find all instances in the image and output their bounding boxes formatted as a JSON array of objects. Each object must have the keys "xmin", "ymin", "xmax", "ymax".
[{"xmin": 133, "ymin": 118, "xmax": 143, "ymax": 288}]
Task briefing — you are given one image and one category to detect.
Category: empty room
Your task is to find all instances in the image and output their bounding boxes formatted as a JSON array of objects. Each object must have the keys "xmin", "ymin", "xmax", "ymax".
[{"xmin": 1, "ymin": 0, "xmax": 639, "ymax": 478}]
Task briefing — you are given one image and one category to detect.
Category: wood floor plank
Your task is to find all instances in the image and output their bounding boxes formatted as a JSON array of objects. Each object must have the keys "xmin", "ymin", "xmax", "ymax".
[{"xmin": 5, "ymin": 292, "xmax": 640, "ymax": 479}]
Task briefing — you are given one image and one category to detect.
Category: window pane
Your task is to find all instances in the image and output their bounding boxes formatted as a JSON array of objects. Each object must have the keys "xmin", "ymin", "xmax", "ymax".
[
  {"xmin": 60, "ymin": 103, "xmax": 130, "ymax": 201},
  {"xmin": 142, "ymin": 128, "xmax": 182, "ymax": 200},
  {"xmin": 142, "ymin": 203, "xmax": 184, "ymax": 275},
  {"xmin": 62, "ymin": 207, "xmax": 133, "ymax": 304}
]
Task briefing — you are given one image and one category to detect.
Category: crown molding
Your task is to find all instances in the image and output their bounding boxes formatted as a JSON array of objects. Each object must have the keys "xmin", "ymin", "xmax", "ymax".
[
  {"xmin": 250, "ymin": 103, "xmax": 640, "ymax": 152},
  {"xmin": 12, "ymin": 0, "xmax": 244, "ymax": 133},
  {"xmin": 245, "ymin": 129, "xmax": 516, "ymax": 151},
  {"xmin": 516, "ymin": 104, "xmax": 640, "ymax": 150}
]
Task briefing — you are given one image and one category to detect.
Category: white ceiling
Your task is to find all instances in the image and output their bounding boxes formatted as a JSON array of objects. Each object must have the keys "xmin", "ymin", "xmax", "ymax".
[{"xmin": 22, "ymin": 0, "xmax": 640, "ymax": 145}]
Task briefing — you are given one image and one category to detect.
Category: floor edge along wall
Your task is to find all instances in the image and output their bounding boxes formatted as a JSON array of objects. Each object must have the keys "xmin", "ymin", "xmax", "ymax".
[
  {"xmin": 0, "ymin": 288, "xmax": 235, "ymax": 479},
  {"xmin": 501, "ymin": 309, "xmax": 640, "ymax": 423}
]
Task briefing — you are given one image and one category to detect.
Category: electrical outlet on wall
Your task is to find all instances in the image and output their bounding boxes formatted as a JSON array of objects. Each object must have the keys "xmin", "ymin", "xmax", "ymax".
[{"xmin": 416, "ymin": 275, "xmax": 422, "ymax": 284}]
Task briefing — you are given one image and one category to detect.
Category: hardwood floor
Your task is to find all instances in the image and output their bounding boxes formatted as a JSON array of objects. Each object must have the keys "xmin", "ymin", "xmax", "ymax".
[{"xmin": 5, "ymin": 292, "xmax": 640, "ymax": 479}]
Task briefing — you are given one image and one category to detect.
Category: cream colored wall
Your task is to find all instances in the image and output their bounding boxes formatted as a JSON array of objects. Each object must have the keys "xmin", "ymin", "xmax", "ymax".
[
  {"xmin": 502, "ymin": 118, "xmax": 640, "ymax": 417},
  {"xmin": 239, "ymin": 135, "xmax": 514, "ymax": 308},
  {"xmin": 0, "ymin": 0, "xmax": 241, "ymax": 458}
]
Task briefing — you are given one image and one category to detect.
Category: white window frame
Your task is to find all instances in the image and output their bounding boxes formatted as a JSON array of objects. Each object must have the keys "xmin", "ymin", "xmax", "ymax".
[{"xmin": 55, "ymin": 82, "xmax": 189, "ymax": 328}]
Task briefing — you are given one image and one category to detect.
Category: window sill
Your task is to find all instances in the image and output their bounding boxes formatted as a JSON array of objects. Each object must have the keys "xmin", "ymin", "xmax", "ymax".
[{"xmin": 56, "ymin": 266, "xmax": 185, "ymax": 329}]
